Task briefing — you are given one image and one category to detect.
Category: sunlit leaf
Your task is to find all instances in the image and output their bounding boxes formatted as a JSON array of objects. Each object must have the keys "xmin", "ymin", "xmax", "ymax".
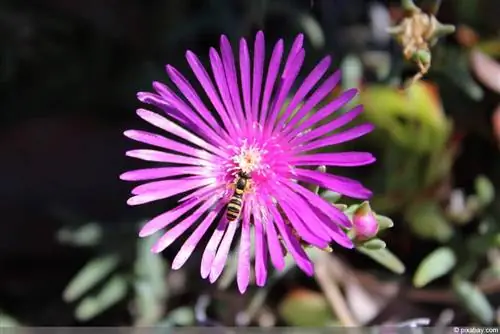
[
  {"xmin": 452, "ymin": 277, "xmax": 494, "ymax": 325},
  {"xmin": 321, "ymin": 190, "xmax": 342, "ymax": 203},
  {"xmin": 63, "ymin": 254, "xmax": 121, "ymax": 302},
  {"xmin": 357, "ymin": 247, "xmax": 405, "ymax": 274},
  {"xmin": 162, "ymin": 307, "xmax": 195, "ymax": 326},
  {"xmin": 358, "ymin": 238, "xmax": 386, "ymax": 250},
  {"xmin": 474, "ymin": 175, "xmax": 495, "ymax": 207},
  {"xmin": 278, "ymin": 289, "xmax": 336, "ymax": 326},
  {"xmin": 413, "ymin": 247, "xmax": 456, "ymax": 288},
  {"xmin": 376, "ymin": 214, "xmax": 394, "ymax": 230},
  {"xmin": 133, "ymin": 281, "xmax": 163, "ymax": 326},
  {"xmin": 135, "ymin": 235, "xmax": 168, "ymax": 299},
  {"xmin": 75, "ymin": 275, "xmax": 128, "ymax": 321},
  {"xmin": 57, "ymin": 223, "xmax": 103, "ymax": 247},
  {"xmin": 0, "ymin": 312, "xmax": 20, "ymax": 326},
  {"xmin": 405, "ymin": 201, "xmax": 454, "ymax": 242}
]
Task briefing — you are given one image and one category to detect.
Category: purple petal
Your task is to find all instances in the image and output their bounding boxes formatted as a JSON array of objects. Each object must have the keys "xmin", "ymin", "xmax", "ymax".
[
  {"xmin": 267, "ymin": 201, "xmax": 314, "ymax": 276},
  {"xmin": 237, "ymin": 207, "xmax": 252, "ymax": 293},
  {"xmin": 295, "ymin": 124, "xmax": 375, "ymax": 153},
  {"xmin": 265, "ymin": 50, "xmax": 305, "ymax": 135},
  {"xmin": 209, "ymin": 48, "xmax": 243, "ymax": 131},
  {"xmin": 251, "ymin": 31, "xmax": 265, "ymax": 124},
  {"xmin": 209, "ymin": 220, "xmax": 239, "ymax": 283},
  {"xmin": 220, "ymin": 36, "xmax": 245, "ymax": 128},
  {"xmin": 294, "ymin": 168, "xmax": 372, "ymax": 199},
  {"xmin": 124, "ymin": 130, "xmax": 216, "ymax": 160},
  {"xmin": 288, "ymin": 88, "xmax": 358, "ymax": 139},
  {"xmin": 282, "ymin": 34, "xmax": 304, "ymax": 78},
  {"xmin": 292, "ymin": 105, "xmax": 363, "ymax": 145},
  {"xmin": 259, "ymin": 39, "xmax": 284, "ymax": 125},
  {"xmin": 283, "ymin": 179, "xmax": 351, "ymax": 228},
  {"xmin": 281, "ymin": 70, "xmax": 341, "ymax": 134},
  {"xmin": 200, "ymin": 218, "xmax": 228, "ymax": 278},
  {"xmin": 258, "ymin": 206, "xmax": 285, "ymax": 271},
  {"xmin": 126, "ymin": 149, "xmax": 214, "ymax": 166},
  {"xmin": 137, "ymin": 92, "xmax": 190, "ymax": 125},
  {"xmin": 239, "ymin": 38, "xmax": 252, "ymax": 124},
  {"xmin": 185, "ymin": 51, "xmax": 237, "ymax": 136},
  {"xmin": 253, "ymin": 212, "xmax": 268, "ymax": 287},
  {"xmin": 276, "ymin": 56, "xmax": 331, "ymax": 132},
  {"xmin": 139, "ymin": 192, "xmax": 212, "ymax": 237},
  {"xmin": 120, "ymin": 166, "xmax": 209, "ymax": 181},
  {"xmin": 152, "ymin": 198, "xmax": 216, "ymax": 253},
  {"xmin": 172, "ymin": 205, "xmax": 223, "ymax": 270},
  {"xmin": 127, "ymin": 179, "xmax": 214, "ymax": 206},
  {"xmin": 131, "ymin": 176, "xmax": 208, "ymax": 195},
  {"xmin": 315, "ymin": 210, "xmax": 354, "ymax": 249},
  {"xmin": 152, "ymin": 81, "xmax": 226, "ymax": 146},
  {"xmin": 289, "ymin": 152, "xmax": 376, "ymax": 167},
  {"xmin": 166, "ymin": 65, "xmax": 225, "ymax": 135},
  {"xmin": 136, "ymin": 109, "xmax": 228, "ymax": 158}
]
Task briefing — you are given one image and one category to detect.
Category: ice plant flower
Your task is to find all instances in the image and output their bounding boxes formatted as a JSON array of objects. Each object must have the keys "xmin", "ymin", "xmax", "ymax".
[
  {"xmin": 352, "ymin": 201, "xmax": 379, "ymax": 240},
  {"xmin": 121, "ymin": 31, "xmax": 375, "ymax": 293}
]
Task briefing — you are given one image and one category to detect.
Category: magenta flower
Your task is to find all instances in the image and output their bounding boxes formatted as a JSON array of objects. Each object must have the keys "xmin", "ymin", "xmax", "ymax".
[{"xmin": 121, "ymin": 31, "xmax": 375, "ymax": 293}]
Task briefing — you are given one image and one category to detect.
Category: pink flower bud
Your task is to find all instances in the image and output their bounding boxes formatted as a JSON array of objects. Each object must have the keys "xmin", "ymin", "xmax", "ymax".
[{"xmin": 352, "ymin": 202, "xmax": 379, "ymax": 240}]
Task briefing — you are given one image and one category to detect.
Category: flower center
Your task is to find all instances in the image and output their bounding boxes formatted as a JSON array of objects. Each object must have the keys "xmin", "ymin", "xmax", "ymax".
[{"xmin": 232, "ymin": 144, "xmax": 263, "ymax": 175}]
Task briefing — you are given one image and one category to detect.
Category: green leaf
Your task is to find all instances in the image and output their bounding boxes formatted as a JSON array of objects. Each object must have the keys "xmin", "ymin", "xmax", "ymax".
[
  {"xmin": 63, "ymin": 254, "xmax": 121, "ymax": 302},
  {"xmin": 376, "ymin": 214, "xmax": 394, "ymax": 230},
  {"xmin": 452, "ymin": 278, "xmax": 494, "ymax": 325},
  {"xmin": 0, "ymin": 312, "xmax": 20, "ymax": 326},
  {"xmin": 162, "ymin": 307, "xmax": 195, "ymax": 326},
  {"xmin": 57, "ymin": 223, "xmax": 103, "ymax": 247},
  {"xmin": 75, "ymin": 275, "xmax": 128, "ymax": 321},
  {"xmin": 135, "ymin": 235, "xmax": 168, "ymax": 299},
  {"xmin": 413, "ymin": 247, "xmax": 456, "ymax": 288},
  {"xmin": 321, "ymin": 190, "xmax": 341, "ymax": 203},
  {"xmin": 474, "ymin": 175, "xmax": 495, "ymax": 207},
  {"xmin": 405, "ymin": 201, "xmax": 454, "ymax": 242},
  {"xmin": 133, "ymin": 281, "xmax": 164, "ymax": 326},
  {"xmin": 357, "ymin": 247, "xmax": 405, "ymax": 274},
  {"xmin": 358, "ymin": 238, "xmax": 386, "ymax": 250},
  {"xmin": 278, "ymin": 289, "xmax": 336, "ymax": 326}
]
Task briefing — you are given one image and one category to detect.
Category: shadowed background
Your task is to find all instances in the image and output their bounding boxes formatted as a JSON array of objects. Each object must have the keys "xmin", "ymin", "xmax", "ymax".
[{"xmin": 1, "ymin": 0, "xmax": 500, "ymax": 327}]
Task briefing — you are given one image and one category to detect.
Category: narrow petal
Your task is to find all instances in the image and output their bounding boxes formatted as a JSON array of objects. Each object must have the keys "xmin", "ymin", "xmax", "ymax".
[
  {"xmin": 265, "ymin": 50, "xmax": 305, "ymax": 135},
  {"xmin": 120, "ymin": 166, "xmax": 210, "ymax": 181},
  {"xmin": 209, "ymin": 220, "xmax": 239, "ymax": 283},
  {"xmin": 267, "ymin": 200, "xmax": 314, "ymax": 276},
  {"xmin": 172, "ymin": 204, "xmax": 224, "ymax": 270},
  {"xmin": 289, "ymin": 89, "xmax": 358, "ymax": 138},
  {"xmin": 136, "ymin": 109, "xmax": 228, "ymax": 158},
  {"xmin": 315, "ymin": 210, "xmax": 354, "ymax": 249},
  {"xmin": 281, "ymin": 70, "xmax": 341, "ymax": 134},
  {"xmin": 294, "ymin": 169, "xmax": 372, "ymax": 199},
  {"xmin": 289, "ymin": 152, "xmax": 376, "ymax": 167},
  {"xmin": 201, "ymin": 218, "xmax": 228, "ymax": 278},
  {"xmin": 152, "ymin": 81, "xmax": 227, "ymax": 146},
  {"xmin": 294, "ymin": 124, "xmax": 375, "ymax": 153},
  {"xmin": 126, "ymin": 149, "xmax": 213, "ymax": 166},
  {"xmin": 283, "ymin": 179, "xmax": 351, "ymax": 228},
  {"xmin": 291, "ymin": 105, "xmax": 363, "ymax": 145},
  {"xmin": 166, "ymin": 65, "xmax": 225, "ymax": 135},
  {"xmin": 185, "ymin": 51, "xmax": 237, "ymax": 136},
  {"xmin": 152, "ymin": 198, "xmax": 217, "ymax": 253},
  {"xmin": 259, "ymin": 204, "xmax": 285, "ymax": 271},
  {"xmin": 124, "ymin": 130, "xmax": 215, "ymax": 161},
  {"xmin": 253, "ymin": 213, "xmax": 268, "ymax": 287},
  {"xmin": 259, "ymin": 39, "xmax": 284, "ymax": 125},
  {"xmin": 251, "ymin": 31, "xmax": 265, "ymax": 124},
  {"xmin": 209, "ymin": 48, "xmax": 243, "ymax": 131},
  {"xmin": 282, "ymin": 34, "xmax": 304, "ymax": 78},
  {"xmin": 239, "ymin": 38, "xmax": 252, "ymax": 124},
  {"xmin": 237, "ymin": 206, "xmax": 252, "ymax": 293},
  {"xmin": 138, "ymin": 191, "xmax": 212, "ymax": 237},
  {"xmin": 130, "ymin": 176, "xmax": 212, "ymax": 195},
  {"xmin": 275, "ymin": 56, "xmax": 331, "ymax": 132},
  {"xmin": 220, "ymin": 36, "xmax": 245, "ymax": 128},
  {"xmin": 137, "ymin": 92, "xmax": 190, "ymax": 125}
]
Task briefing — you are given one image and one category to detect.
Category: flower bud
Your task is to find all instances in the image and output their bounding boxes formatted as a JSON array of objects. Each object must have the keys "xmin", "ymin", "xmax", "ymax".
[{"xmin": 352, "ymin": 201, "xmax": 378, "ymax": 240}]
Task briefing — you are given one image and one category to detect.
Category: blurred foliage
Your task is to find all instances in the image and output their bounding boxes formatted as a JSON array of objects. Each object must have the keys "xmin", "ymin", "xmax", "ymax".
[{"xmin": 1, "ymin": 0, "xmax": 500, "ymax": 329}]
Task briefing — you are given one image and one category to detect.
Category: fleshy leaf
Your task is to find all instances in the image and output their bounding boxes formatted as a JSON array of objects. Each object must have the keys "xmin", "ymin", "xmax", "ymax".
[
  {"xmin": 413, "ymin": 247, "xmax": 456, "ymax": 288},
  {"xmin": 405, "ymin": 201, "xmax": 454, "ymax": 242},
  {"xmin": 452, "ymin": 277, "xmax": 494, "ymax": 325},
  {"xmin": 135, "ymin": 235, "xmax": 168, "ymax": 298},
  {"xmin": 357, "ymin": 247, "xmax": 405, "ymax": 274},
  {"xmin": 57, "ymin": 223, "xmax": 103, "ymax": 247},
  {"xmin": 376, "ymin": 214, "xmax": 394, "ymax": 230},
  {"xmin": 474, "ymin": 175, "xmax": 495, "ymax": 207},
  {"xmin": 278, "ymin": 289, "xmax": 336, "ymax": 326},
  {"xmin": 63, "ymin": 254, "xmax": 121, "ymax": 302},
  {"xmin": 75, "ymin": 275, "xmax": 128, "ymax": 321},
  {"xmin": 358, "ymin": 238, "xmax": 386, "ymax": 250}
]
